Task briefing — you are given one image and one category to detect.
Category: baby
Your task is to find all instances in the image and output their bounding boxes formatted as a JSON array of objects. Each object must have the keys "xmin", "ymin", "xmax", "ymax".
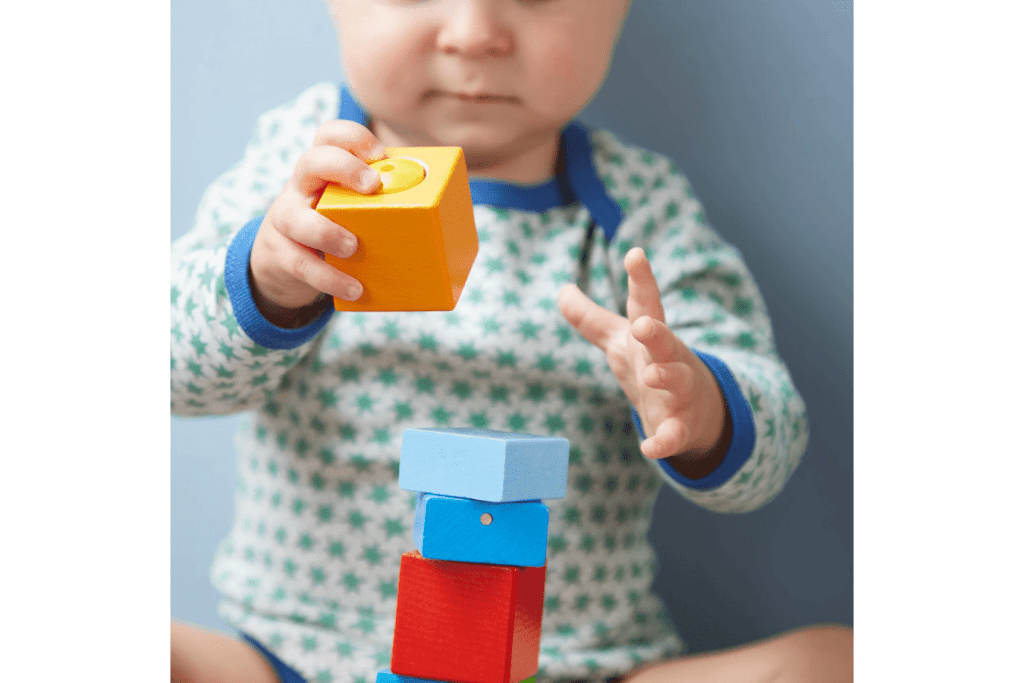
[{"xmin": 170, "ymin": 1, "xmax": 851, "ymax": 682}]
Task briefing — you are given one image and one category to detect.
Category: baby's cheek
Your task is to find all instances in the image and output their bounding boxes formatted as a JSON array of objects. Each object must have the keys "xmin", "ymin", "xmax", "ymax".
[
  {"xmin": 534, "ymin": 45, "xmax": 610, "ymax": 118},
  {"xmin": 340, "ymin": 15, "xmax": 429, "ymax": 104},
  {"xmin": 347, "ymin": 51, "xmax": 423, "ymax": 118},
  {"xmin": 532, "ymin": 54, "xmax": 581, "ymax": 113}
]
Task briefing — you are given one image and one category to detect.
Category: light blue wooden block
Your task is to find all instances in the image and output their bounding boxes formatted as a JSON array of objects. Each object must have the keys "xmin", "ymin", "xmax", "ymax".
[
  {"xmin": 413, "ymin": 493, "xmax": 549, "ymax": 567},
  {"xmin": 399, "ymin": 428, "xmax": 570, "ymax": 502}
]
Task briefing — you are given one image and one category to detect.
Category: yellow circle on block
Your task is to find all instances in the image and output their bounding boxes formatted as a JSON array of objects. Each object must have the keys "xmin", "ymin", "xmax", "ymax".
[{"xmin": 370, "ymin": 157, "xmax": 426, "ymax": 194}]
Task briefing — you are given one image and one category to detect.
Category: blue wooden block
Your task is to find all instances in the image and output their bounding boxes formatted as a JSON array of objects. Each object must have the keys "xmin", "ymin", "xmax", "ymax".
[
  {"xmin": 413, "ymin": 493, "xmax": 549, "ymax": 567},
  {"xmin": 399, "ymin": 428, "xmax": 570, "ymax": 502},
  {"xmin": 376, "ymin": 670, "xmax": 446, "ymax": 683}
]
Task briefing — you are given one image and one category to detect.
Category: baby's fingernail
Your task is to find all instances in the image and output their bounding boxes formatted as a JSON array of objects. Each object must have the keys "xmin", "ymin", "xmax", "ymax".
[
  {"xmin": 360, "ymin": 169, "xmax": 379, "ymax": 192},
  {"xmin": 340, "ymin": 236, "xmax": 357, "ymax": 257},
  {"xmin": 368, "ymin": 144, "xmax": 387, "ymax": 161},
  {"xmin": 345, "ymin": 282, "xmax": 363, "ymax": 301}
]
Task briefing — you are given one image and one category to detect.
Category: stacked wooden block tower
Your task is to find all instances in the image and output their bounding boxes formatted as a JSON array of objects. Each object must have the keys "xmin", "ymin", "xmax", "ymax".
[{"xmin": 377, "ymin": 428, "xmax": 571, "ymax": 683}]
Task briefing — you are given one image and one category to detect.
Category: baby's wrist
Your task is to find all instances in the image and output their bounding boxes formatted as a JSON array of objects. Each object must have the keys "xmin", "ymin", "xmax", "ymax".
[
  {"xmin": 248, "ymin": 267, "xmax": 331, "ymax": 329},
  {"xmin": 665, "ymin": 404, "xmax": 733, "ymax": 479}
]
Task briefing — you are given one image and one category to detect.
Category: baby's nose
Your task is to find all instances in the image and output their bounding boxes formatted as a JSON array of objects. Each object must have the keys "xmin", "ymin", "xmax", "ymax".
[{"xmin": 435, "ymin": 1, "xmax": 514, "ymax": 58}]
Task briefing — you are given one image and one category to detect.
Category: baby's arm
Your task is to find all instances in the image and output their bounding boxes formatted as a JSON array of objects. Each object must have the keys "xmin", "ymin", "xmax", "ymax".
[
  {"xmin": 561, "ymin": 154, "xmax": 807, "ymax": 513},
  {"xmin": 171, "ymin": 85, "xmax": 373, "ymax": 416},
  {"xmin": 248, "ymin": 119, "xmax": 385, "ymax": 314},
  {"xmin": 559, "ymin": 248, "xmax": 730, "ymax": 476},
  {"xmin": 650, "ymin": 231, "xmax": 808, "ymax": 513}
]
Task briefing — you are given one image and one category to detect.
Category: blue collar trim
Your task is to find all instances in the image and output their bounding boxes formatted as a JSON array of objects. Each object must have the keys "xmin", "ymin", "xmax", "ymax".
[
  {"xmin": 561, "ymin": 121, "xmax": 623, "ymax": 242},
  {"xmin": 339, "ymin": 86, "xmax": 370, "ymax": 127},
  {"xmin": 337, "ymin": 85, "xmax": 622, "ymax": 240}
]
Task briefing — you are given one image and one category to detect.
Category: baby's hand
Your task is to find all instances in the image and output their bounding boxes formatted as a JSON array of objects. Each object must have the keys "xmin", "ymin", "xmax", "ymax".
[
  {"xmin": 250, "ymin": 120, "xmax": 387, "ymax": 312},
  {"xmin": 558, "ymin": 248, "xmax": 728, "ymax": 462}
]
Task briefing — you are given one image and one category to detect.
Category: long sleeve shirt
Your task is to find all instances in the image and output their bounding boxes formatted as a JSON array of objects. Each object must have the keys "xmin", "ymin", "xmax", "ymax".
[{"xmin": 171, "ymin": 82, "xmax": 808, "ymax": 683}]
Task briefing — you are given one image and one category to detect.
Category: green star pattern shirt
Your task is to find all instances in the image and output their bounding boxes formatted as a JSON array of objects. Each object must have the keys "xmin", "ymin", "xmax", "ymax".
[{"xmin": 171, "ymin": 82, "xmax": 809, "ymax": 683}]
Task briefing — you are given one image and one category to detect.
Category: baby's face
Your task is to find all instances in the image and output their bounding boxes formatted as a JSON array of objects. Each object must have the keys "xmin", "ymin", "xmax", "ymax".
[{"xmin": 326, "ymin": 0, "xmax": 631, "ymax": 170}]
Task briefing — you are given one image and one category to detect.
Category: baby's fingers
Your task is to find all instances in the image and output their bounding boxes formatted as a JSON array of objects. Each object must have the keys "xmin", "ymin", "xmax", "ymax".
[
  {"xmin": 631, "ymin": 315, "xmax": 678, "ymax": 364},
  {"xmin": 273, "ymin": 190, "xmax": 358, "ymax": 260},
  {"xmin": 641, "ymin": 361, "xmax": 695, "ymax": 397},
  {"xmin": 640, "ymin": 417, "xmax": 689, "ymax": 460},
  {"xmin": 275, "ymin": 234, "xmax": 363, "ymax": 303},
  {"xmin": 299, "ymin": 119, "xmax": 386, "ymax": 197},
  {"xmin": 313, "ymin": 119, "xmax": 387, "ymax": 163},
  {"xmin": 558, "ymin": 284, "xmax": 623, "ymax": 352},
  {"xmin": 624, "ymin": 247, "xmax": 666, "ymax": 324},
  {"xmin": 294, "ymin": 145, "xmax": 381, "ymax": 197}
]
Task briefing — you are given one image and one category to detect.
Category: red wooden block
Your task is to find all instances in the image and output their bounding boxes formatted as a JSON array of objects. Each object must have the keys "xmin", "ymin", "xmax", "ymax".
[{"xmin": 390, "ymin": 551, "xmax": 546, "ymax": 683}]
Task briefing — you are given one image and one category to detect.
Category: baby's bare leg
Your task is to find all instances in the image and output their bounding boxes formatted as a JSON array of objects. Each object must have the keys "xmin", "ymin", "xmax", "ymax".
[
  {"xmin": 621, "ymin": 624, "xmax": 852, "ymax": 683},
  {"xmin": 171, "ymin": 620, "xmax": 281, "ymax": 683}
]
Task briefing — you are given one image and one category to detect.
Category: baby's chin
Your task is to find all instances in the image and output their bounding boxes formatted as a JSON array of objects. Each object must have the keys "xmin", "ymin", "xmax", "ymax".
[
  {"xmin": 374, "ymin": 111, "xmax": 561, "ymax": 178},
  {"xmin": 434, "ymin": 123, "xmax": 557, "ymax": 163},
  {"xmin": 434, "ymin": 127, "xmax": 517, "ymax": 155}
]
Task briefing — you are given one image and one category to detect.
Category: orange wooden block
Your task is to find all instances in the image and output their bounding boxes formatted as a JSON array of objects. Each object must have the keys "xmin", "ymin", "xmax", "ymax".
[
  {"xmin": 315, "ymin": 147, "xmax": 478, "ymax": 312},
  {"xmin": 390, "ymin": 551, "xmax": 546, "ymax": 683}
]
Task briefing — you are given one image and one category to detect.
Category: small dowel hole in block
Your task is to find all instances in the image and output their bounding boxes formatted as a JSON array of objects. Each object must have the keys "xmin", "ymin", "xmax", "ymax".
[{"xmin": 480, "ymin": 513, "xmax": 493, "ymax": 526}]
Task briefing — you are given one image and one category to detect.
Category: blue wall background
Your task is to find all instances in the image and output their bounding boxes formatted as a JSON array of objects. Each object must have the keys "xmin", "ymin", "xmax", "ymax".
[{"xmin": 171, "ymin": 0, "xmax": 852, "ymax": 652}]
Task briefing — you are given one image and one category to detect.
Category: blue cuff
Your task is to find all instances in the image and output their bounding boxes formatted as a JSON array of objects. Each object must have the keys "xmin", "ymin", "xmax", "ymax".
[
  {"xmin": 224, "ymin": 216, "xmax": 334, "ymax": 350},
  {"xmin": 633, "ymin": 350, "xmax": 756, "ymax": 491}
]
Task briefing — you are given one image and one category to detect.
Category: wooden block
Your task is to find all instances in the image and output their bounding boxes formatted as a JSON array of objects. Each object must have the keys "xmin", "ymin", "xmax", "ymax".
[
  {"xmin": 414, "ymin": 493, "xmax": 548, "ymax": 567},
  {"xmin": 376, "ymin": 671, "xmax": 536, "ymax": 683},
  {"xmin": 375, "ymin": 670, "xmax": 446, "ymax": 683},
  {"xmin": 391, "ymin": 551, "xmax": 546, "ymax": 683},
  {"xmin": 399, "ymin": 428, "xmax": 570, "ymax": 502},
  {"xmin": 315, "ymin": 147, "xmax": 478, "ymax": 312}
]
